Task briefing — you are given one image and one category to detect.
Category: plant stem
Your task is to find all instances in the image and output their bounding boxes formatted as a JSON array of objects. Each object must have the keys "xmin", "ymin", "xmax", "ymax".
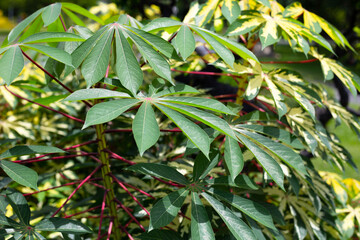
[{"xmin": 94, "ymin": 117, "xmax": 122, "ymax": 239}]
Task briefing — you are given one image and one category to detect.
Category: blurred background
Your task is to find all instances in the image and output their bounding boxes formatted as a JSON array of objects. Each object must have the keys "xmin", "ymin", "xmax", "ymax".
[{"xmin": 0, "ymin": 0, "xmax": 359, "ymax": 179}]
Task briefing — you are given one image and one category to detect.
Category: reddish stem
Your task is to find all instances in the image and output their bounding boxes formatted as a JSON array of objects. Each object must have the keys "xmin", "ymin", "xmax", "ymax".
[
  {"xmin": 21, "ymin": 50, "xmax": 93, "ymax": 107},
  {"xmin": 64, "ymin": 140, "xmax": 98, "ymax": 150},
  {"xmin": 105, "ymin": 128, "xmax": 183, "ymax": 133},
  {"xmin": 120, "ymin": 225, "xmax": 135, "ymax": 240},
  {"xmin": 114, "ymin": 198, "xmax": 146, "ymax": 231},
  {"xmin": 110, "ymin": 174, "xmax": 150, "ymax": 216},
  {"xmin": 153, "ymin": 177, "xmax": 185, "ymax": 188},
  {"xmin": 64, "ymin": 205, "xmax": 102, "ymax": 218},
  {"xmin": 105, "ymin": 149, "xmax": 135, "ymax": 165},
  {"xmin": 59, "ymin": 15, "xmax": 67, "ymax": 31},
  {"xmin": 243, "ymin": 100, "xmax": 266, "ymax": 112},
  {"xmin": 51, "ymin": 165, "xmax": 102, "ymax": 217},
  {"xmin": 97, "ymin": 192, "xmax": 107, "ymax": 240},
  {"xmin": 106, "ymin": 220, "xmax": 113, "ymax": 240},
  {"xmin": 260, "ymin": 58, "xmax": 318, "ymax": 64},
  {"xmin": 121, "ymin": 181, "xmax": 155, "ymax": 200},
  {"xmin": 14, "ymin": 153, "xmax": 97, "ymax": 164},
  {"xmin": 4, "ymin": 85, "xmax": 85, "ymax": 123},
  {"xmin": 23, "ymin": 180, "xmax": 83, "ymax": 196}
]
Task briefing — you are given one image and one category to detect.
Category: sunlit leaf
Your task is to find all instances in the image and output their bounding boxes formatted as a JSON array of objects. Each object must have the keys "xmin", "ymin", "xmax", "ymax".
[
  {"xmin": 175, "ymin": 25, "xmax": 195, "ymax": 60},
  {"xmin": 42, "ymin": 3, "xmax": 62, "ymax": 27},
  {"xmin": 0, "ymin": 46, "xmax": 24, "ymax": 85}
]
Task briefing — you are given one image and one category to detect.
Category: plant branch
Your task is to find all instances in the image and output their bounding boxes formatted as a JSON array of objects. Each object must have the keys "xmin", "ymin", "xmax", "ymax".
[
  {"xmin": 113, "ymin": 198, "xmax": 146, "ymax": 231},
  {"xmin": 59, "ymin": 15, "xmax": 67, "ymax": 31},
  {"xmin": 97, "ymin": 192, "xmax": 107, "ymax": 240}
]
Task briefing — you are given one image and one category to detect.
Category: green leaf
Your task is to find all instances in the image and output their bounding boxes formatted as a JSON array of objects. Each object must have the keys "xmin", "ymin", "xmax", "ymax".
[
  {"xmin": 191, "ymin": 192, "xmax": 215, "ymax": 240},
  {"xmin": 8, "ymin": 9, "xmax": 43, "ymax": 43},
  {"xmin": 245, "ymin": 216, "xmax": 267, "ymax": 240},
  {"xmin": 126, "ymin": 29, "xmax": 172, "ymax": 82},
  {"xmin": 61, "ymin": 2, "xmax": 104, "ymax": 24},
  {"xmin": 204, "ymin": 175, "xmax": 259, "ymax": 190},
  {"xmin": 149, "ymin": 188, "xmax": 189, "ymax": 230},
  {"xmin": 124, "ymin": 26, "xmax": 179, "ymax": 60},
  {"xmin": 62, "ymin": 8, "xmax": 85, "ymax": 27},
  {"xmin": 194, "ymin": 26, "xmax": 259, "ymax": 64},
  {"xmin": 81, "ymin": 28, "xmax": 114, "ymax": 88},
  {"xmin": 159, "ymin": 102, "xmax": 237, "ymax": 139},
  {"xmin": 192, "ymin": 27, "xmax": 234, "ymax": 67},
  {"xmin": 201, "ymin": 192, "xmax": 256, "ymax": 240},
  {"xmin": 255, "ymin": 0, "xmax": 271, "ymax": 8},
  {"xmin": 21, "ymin": 44, "xmax": 73, "ymax": 66},
  {"xmin": 222, "ymin": 0, "xmax": 240, "ymax": 24},
  {"xmin": 0, "ymin": 160, "xmax": 38, "ymax": 190},
  {"xmin": 0, "ymin": 145, "xmax": 64, "ymax": 159},
  {"xmin": 236, "ymin": 129, "xmax": 307, "ymax": 177},
  {"xmin": 235, "ymin": 132, "xmax": 284, "ymax": 190},
  {"xmin": 193, "ymin": 150, "xmax": 220, "ymax": 181},
  {"xmin": 42, "ymin": 3, "xmax": 62, "ymax": 27},
  {"xmin": 18, "ymin": 16, "xmax": 44, "ymax": 42},
  {"xmin": 127, "ymin": 163, "xmax": 189, "ymax": 185},
  {"xmin": 234, "ymin": 111, "xmax": 274, "ymax": 123},
  {"xmin": 20, "ymin": 32, "xmax": 84, "ymax": 44},
  {"xmin": 0, "ymin": 46, "xmax": 24, "ymax": 85},
  {"xmin": 159, "ymin": 96, "xmax": 235, "ymax": 115},
  {"xmin": 66, "ymin": 26, "xmax": 109, "ymax": 76},
  {"xmin": 64, "ymin": 89, "xmax": 131, "ymax": 101},
  {"xmin": 0, "ymin": 215, "xmax": 21, "ymax": 227},
  {"xmin": 33, "ymin": 94, "xmax": 68, "ymax": 106},
  {"xmin": 114, "ymin": 29, "xmax": 143, "ymax": 95},
  {"xmin": 152, "ymin": 84, "xmax": 199, "ymax": 97},
  {"xmin": 6, "ymin": 189, "xmax": 31, "ymax": 226},
  {"xmin": 175, "ymin": 25, "xmax": 195, "ymax": 60},
  {"xmin": 133, "ymin": 102, "xmax": 160, "ymax": 155},
  {"xmin": 35, "ymin": 218, "xmax": 92, "ymax": 234},
  {"xmin": 196, "ymin": 0, "xmax": 220, "ymax": 27},
  {"xmin": 224, "ymin": 137, "xmax": 243, "ymax": 181},
  {"xmin": 142, "ymin": 18, "xmax": 182, "ymax": 33},
  {"xmin": 155, "ymin": 104, "xmax": 210, "ymax": 157},
  {"xmin": 226, "ymin": 17, "xmax": 264, "ymax": 36},
  {"xmin": 83, "ymin": 99, "xmax": 140, "ymax": 129},
  {"xmin": 207, "ymin": 188, "xmax": 276, "ymax": 229}
]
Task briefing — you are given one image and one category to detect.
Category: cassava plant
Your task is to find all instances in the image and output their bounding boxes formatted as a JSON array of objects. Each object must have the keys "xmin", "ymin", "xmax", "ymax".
[{"xmin": 0, "ymin": 0, "xmax": 360, "ymax": 239}]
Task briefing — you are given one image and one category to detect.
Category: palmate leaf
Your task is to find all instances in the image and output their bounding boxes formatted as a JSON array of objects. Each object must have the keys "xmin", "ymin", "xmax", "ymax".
[
  {"xmin": 114, "ymin": 28, "xmax": 143, "ymax": 95},
  {"xmin": 61, "ymin": 2, "xmax": 104, "ymax": 25},
  {"xmin": 204, "ymin": 175, "xmax": 259, "ymax": 190},
  {"xmin": 8, "ymin": 9, "xmax": 43, "ymax": 43},
  {"xmin": 259, "ymin": 17, "xmax": 279, "ymax": 49},
  {"xmin": 81, "ymin": 28, "xmax": 114, "ymax": 88},
  {"xmin": 155, "ymin": 104, "xmax": 210, "ymax": 157},
  {"xmin": 64, "ymin": 89, "xmax": 131, "ymax": 101},
  {"xmin": 127, "ymin": 163, "xmax": 189, "ymax": 185},
  {"xmin": 224, "ymin": 137, "xmax": 244, "ymax": 181},
  {"xmin": 207, "ymin": 188, "xmax": 276, "ymax": 230},
  {"xmin": 149, "ymin": 188, "xmax": 189, "ymax": 230},
  {"xmin": 0, "ymin": 160, "xmax": 38, "ymax": 190},
  {"xmin": 20, "ymin": 32, "xmax": 84, "ymax": 44},
  {"xmin": 6, "ymin": 189, "xmax": 31, "ymax": 226},
  {"xmin": 191, "ymin": 192, "xmax": 215, "ymax": 240},
  {"xmin": 132, "ymin": 101, "xmax": 160, "ymax": 155},
  {"xmin": 152, "ymin": 84, "xmax": 199, "ymax": 97},
  {"xmin": 0, "ymin": 45, "xmax": 24, "ymax": 85},
  {"xmin": 137, "ymin": 230, "xmax": 182, "ymax": 240},
  {"xmin": 42, "ymin": 3, "xmax": 62, "ymax": 27},
  {"xmin": 21, "ymin": 44, "xmax": 73, "ymax": 66},
  {"xmin": 195, "ymin": 0, "xmax": 220, "ymax": 27},
  {"xmin": 35, "ymin": 218, "xmax": 92, "ymax": 234},
  {"xmin": 125, "ymin": 29, "xmax": 172, "ymax": 82},
  {"xmin": 235, "ymin": 132, "xmax": 284, "ymax": 190},
  {"xmin": 193, "ymin": 150, "xmax": 220, "ymax": 181},
  {"xmin": 0, "ymin": 145, "xmax": 64, "ymax": 159},
  {"xmin": 201, "ymin": 192, "xmax": 256, "ymax": 240},
  {"xmin": 83, "ymin": 99, "xmax": 140, "ymax": 129},
  {"xmin": 175, "ymin": 25, "xmax": 195, "ymax": 60},
  {"xmin": 264, "ymin": 75, "xmax": 288, "ymax": 118},
  {"xmin": 141, "ymin": 18, "xmax": 182, "ymax": 33},
  {"xmin": 158, "ymin": 102, "xmax": 236, "ymax": 139}
]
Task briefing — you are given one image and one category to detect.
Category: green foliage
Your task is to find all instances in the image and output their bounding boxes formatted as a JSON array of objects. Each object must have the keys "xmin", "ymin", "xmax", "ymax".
[{"xmin": 0, "ymin": 0, "xmax": 359, "ymax": 239}]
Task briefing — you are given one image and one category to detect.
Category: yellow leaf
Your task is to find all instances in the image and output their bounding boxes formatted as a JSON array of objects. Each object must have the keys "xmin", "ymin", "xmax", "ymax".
[{"xmin": 196, "ymin": 0, "xmax": 220, "ymax": 27}]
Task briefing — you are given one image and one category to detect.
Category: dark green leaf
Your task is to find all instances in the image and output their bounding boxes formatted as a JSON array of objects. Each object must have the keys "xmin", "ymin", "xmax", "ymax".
[
  {"xmin": 0, "ymin": 161, "xmax": 38, "ymax": 190},
  {"xmin": 41, "ymin": 3, "xmax": 62, "ymax": 27},
  {"xmin": 149, "ymin": 188, "xmax": 189, "ymax": 230},
  {"xmin": 21, "ymin": 32, "xmax": 84, "ymax": 44},
  {"xmin": 133, "ymin": 102, "xmax": 160, "ymax": 155},
  {"xmin": 126, "ymin": 29, "xmax": 172, "ymax": 82},
  {"xmin": 83, "ymin": 99, "xmax": 140, "ymax": 129},
  {"xmin": 127, "ymin": 163, "xmax": 189, "ymax": 185},
  {"xmin": 235, "ymin": 132, "xmax": 284, "ymax": 190},
  {"xmin": 114, "ymin": 29, "xmax": 143, "ymax": 95},
  {"xmin": 224, "ymin": 137, "xmax": 243, "ymax": 181},
  {"xmin": 204, "ymin": 175, "xmax": 259, "ymax": 190},
  {"xmin": 155, "ymin": 104, "xmax": 210, "ymax": 157},
  {"xmin": 81, "ymin": 28, "xmax": 114, "ymax": 87},
  {"xmin": 159, "ymin": 96, "xmax": 235, "ymax": 115},
  {"xmin": 191, "ymin": 192, "xmax": 215, "ymax": 240},
  {"xmin": 207, "ymin": 188, "xmax": 275, "ymax": 229},
  {"xmin": 201, "ymin": 192, "xmax": 256, "ymax": 240},
  {"xmin": 0, "ymin": 145, "xmax": 64, "ymax": 159},
  {"xmin": 35, "ymin": 218, "xmax": 92, "ymax": 234},
  {"xmin": 245, "ymin": 216, "xmax": 267, "ymax": 240},
  {"xmin": 64, "ymin": 89, "xmax": 131, "ymax": 101},
  {"xmin": 193, "ymin": 150, "xmax": 219, "ymax": 181},
  {"xmin": 6, "ymin": 189, "xmax": 31, "ymax": 226},
  {"xmin": 0, "ymin": 46, "xmax": 24, "ymax": 85},
  {"xmin": 137, "ymin": 230, "xmax": 182, "ymax": 240},
  {"xmin": 152, "ymin": 84, "xmax": 199, "ymax": 97}
]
